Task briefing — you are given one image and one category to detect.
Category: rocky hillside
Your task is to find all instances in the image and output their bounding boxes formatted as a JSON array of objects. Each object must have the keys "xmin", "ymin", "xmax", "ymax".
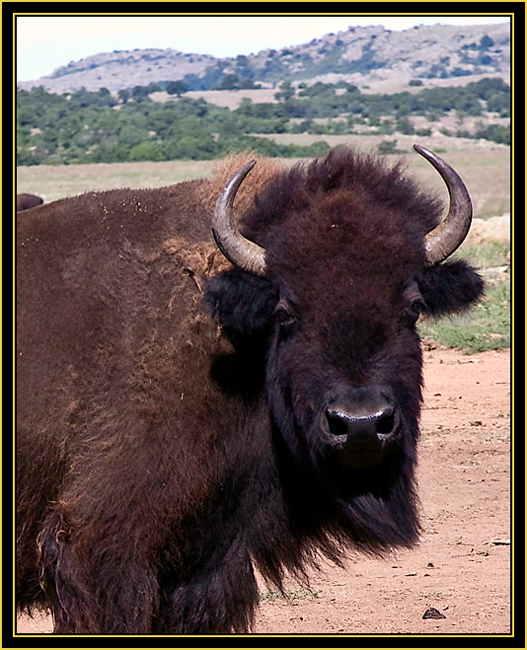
[{"xmin": 18, "ymin": 22, "xmax": 509, "ymax": 93}]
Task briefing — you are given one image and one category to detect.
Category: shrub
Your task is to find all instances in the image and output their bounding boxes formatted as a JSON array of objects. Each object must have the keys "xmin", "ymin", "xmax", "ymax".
[{"xmin": 377, "ymin": 140, "xmax": 401, "ymax": 154}]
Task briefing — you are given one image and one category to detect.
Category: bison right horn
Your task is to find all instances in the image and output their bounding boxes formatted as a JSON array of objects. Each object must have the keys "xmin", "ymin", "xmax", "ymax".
[
  {"xmin": 414, "ymin": 145, "xmax": 473, "ymax": 266},
  {"xmin": 212, "ymin": 160, "xmax": 268, "ymax": 277}
]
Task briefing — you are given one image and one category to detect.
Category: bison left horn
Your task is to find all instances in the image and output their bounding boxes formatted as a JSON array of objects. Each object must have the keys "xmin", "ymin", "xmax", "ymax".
[
  {"xmin": 212, "ymin": 160, "xmax": 268, "ymax": 277},
  {"xmin": 414, "ymin": 144, "xmax": 473, "ymax": 266}
]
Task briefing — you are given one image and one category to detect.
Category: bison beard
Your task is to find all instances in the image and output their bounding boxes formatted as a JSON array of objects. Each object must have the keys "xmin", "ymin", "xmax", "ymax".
[{"xmin": 16, "ymin": 146, "xmax": 484, "ymax": 634}]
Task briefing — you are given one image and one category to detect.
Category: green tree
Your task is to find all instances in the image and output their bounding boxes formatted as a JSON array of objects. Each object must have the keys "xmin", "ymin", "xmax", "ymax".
[
  {"xmin": 146, "ymin": 82, "xmax": 162, "ymax": 93},
  {"xmin": 479, "ymin": 35, "xmax": 494, "ymax": 50},
  {"xmin": 487, "ymin": 92, "xmax": 510, "ymax": 116},
  {"xmin": 378, "ymin": 140, "xmax": 400, "ymax": 154},
  {"xmin": 132, "ymin": 85, "xmax": 151, "ymax": 102},
  {"xmin": 166, "ymin": 80, "xmax": 188, "ymax": 97},
  {"xmin": 275, "ymin": 81, "xmax": 295, "ymax": 102},
  {"xmin": 129, "ymin": 141, "xmax": 165, "ymax": 161},
  {"xmin": 238, "ymin": 98, "xmax": 253, "ymax": 115},
  {"xmin": 214, "ymin": 74, "xmax": 240, "ymax": 91},
  {"xmin": 119, "ymin": 124, "xmax": 149, "ymax": 148},
  {"xmin": 395, "ymin": 116, "xmax": 415, "ymax": 135},
  {"xmin": 118, "ymin": 89, "xmax": 130, "ymax": 104}
]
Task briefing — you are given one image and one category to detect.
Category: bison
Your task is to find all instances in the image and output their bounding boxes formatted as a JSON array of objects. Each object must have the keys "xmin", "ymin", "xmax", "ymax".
[
  {"xmin": 16, "ymin": 193, "xmax": 43, "ymax": 212},
  {"xmin": 16, "ymin": 145, "xmax": 484, "ymax": 634}
]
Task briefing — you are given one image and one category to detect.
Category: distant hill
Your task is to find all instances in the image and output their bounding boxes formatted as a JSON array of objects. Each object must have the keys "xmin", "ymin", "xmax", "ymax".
[{"xmin": 18, "ymin": 22, "xmax": 510, "ymax": 93}]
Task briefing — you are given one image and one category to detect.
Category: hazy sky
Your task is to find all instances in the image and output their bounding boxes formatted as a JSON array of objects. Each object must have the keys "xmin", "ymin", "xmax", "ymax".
[{"xmin": 16, "ymin": 14, "xmax": 510, "ymax": 82}]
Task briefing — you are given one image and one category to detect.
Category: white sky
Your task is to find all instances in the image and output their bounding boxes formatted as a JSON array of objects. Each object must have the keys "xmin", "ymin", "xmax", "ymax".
[{"xmin": 16, "ymin": 14, "xmax": 511, "ymax": 82}]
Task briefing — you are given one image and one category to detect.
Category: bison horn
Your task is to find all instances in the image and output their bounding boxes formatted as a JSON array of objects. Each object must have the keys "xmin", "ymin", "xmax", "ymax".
[
  {"xmin": 414, "ymin": 144, "xmax": 473, "ymax": 266},
  {"xmin": 212, "ymin": 160, "xmax": 268, "ymax": 276}
]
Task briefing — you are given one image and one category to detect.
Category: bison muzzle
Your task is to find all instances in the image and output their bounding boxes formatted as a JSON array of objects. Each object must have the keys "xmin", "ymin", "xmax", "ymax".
[{"xmin": 16, "ymin": 145, "xmax": 484, "ymax": 634}]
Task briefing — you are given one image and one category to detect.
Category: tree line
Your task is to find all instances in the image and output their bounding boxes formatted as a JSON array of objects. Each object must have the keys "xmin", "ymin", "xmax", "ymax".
[{"xmin": 16, "ymin": 77, "xmax": 509, "ymax": 166}]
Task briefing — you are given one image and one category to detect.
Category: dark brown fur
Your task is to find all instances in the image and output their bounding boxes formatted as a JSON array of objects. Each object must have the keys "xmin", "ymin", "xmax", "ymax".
[
  {"xmin": 16, "ymin": 148, "xmax": 484, "ymax": 634},
  {"xmin": 17, "ymin": 193, "xmax": 44, "ymax": 211}
]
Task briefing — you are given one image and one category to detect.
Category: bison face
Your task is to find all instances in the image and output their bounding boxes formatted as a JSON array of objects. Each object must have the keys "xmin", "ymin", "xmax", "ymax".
[
  {"xmin": 206, "ymin": 146, "xmax": 483, "ymax": 496},
  {"xmin": 264, "ymin": 281, "xmax": 424, "ymax": 474}
]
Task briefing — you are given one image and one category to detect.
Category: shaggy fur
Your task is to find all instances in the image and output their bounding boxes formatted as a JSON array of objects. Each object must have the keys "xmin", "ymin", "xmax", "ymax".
[
  {"xmin": 200, "ymin": 151, "xmax": 283, "ymax": 220},
  {"xmin": 16, "ymin": 193, "xmax": 43, "ymax": 212},
  {"xmin": 16, "ymin": 147, "xmax": 484, "ymax": 634}
]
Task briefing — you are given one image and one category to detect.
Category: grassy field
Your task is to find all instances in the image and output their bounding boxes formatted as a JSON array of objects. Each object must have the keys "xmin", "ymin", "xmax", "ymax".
[
  {"xmin": 16, "ymin": 160, "xmax": 218, "ymax": 204},
  {"xmin": 17, "ymin": 141, "xmax": 510, "ymax": 219}
]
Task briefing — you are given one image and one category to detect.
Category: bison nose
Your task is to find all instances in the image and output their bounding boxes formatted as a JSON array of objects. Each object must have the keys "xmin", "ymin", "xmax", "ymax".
[
  {"xmin": 323, "ymin": 389, "xmax": 397, "ymax": 452},
  {"xmin": 325, "ymin": 404, "xmax": 395, "ymax": 440}
]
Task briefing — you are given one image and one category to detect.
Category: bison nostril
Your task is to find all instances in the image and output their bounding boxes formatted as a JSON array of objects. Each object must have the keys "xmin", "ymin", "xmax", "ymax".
[
  {"xmin": 326, "ymin": 411, "xmax": 349, "ymax": 437},
  {"xmin": 376, "ymin": 412, "xmax": 395, "ymax": 435}
]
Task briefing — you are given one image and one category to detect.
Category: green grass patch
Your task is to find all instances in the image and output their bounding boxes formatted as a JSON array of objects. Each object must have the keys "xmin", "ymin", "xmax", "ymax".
[
  {"xmin": 260, "ymin": 588, "xmax": 322, "ymax": 602},
  {"xmin": 419, "ymin": 591, "xmax": 452, "ymax": 600},
  {"xmin": 455, "ymin": 241, "xmax": 509, "ymax": 268},
  {"xmin": 418, "ymin": 242, "xmax": 511, "ymax": 354},
  {"xmin": 418, "ymin": 280, "xmax": 510, "ymax": 354}
]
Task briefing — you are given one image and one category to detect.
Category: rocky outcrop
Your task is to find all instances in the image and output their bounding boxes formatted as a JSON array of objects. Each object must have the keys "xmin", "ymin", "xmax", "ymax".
[{"xmin": 465, "ymin": 213, "xmax": 510, "ymax": 246}]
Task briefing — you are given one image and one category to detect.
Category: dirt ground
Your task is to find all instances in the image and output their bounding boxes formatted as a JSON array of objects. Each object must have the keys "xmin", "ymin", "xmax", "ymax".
[{"xmin": 15, "ymin": 347, "xmax": 511, "ymax": 637}]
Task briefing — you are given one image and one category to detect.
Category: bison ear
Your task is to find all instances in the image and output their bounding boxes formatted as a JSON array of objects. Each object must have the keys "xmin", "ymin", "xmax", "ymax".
[
  {"xmin": 417, "ymin": 259, "xmax": 485, "ymax": 317},
  {"xmin": 204, "ymin": 269, "xmax": 278, "ymax": 337}
]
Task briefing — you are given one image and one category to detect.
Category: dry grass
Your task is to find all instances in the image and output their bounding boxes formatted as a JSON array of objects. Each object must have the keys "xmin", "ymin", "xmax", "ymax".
[
  {"xmin": 16, "ymin": 160, "xmax": 217, "ymax": 203},
  {"xmin": 357, "ymin": 72, "xmax": 510, "ymax": 95},
  {"xmin": 16, "ymin": 142, "xmax": 509, "ymax": 219}
]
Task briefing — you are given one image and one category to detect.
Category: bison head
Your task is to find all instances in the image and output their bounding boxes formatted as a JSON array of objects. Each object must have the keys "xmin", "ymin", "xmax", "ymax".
[
  {"xmin": 205, "ymin": 146, "xmax": 483, "ymax": 550},
  {"xmin": 16, "ymin": 193, "xmax": 44, "ymax": 212}
]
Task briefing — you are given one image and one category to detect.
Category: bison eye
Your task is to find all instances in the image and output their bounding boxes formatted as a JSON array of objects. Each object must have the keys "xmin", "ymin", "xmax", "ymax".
[
  {"xmin": 402, "ymin": 280, "xmax": 426, "ymax": 326},
  {"xmin": 273, "ymin": 301, "xmax": 298, "ymax": 333},
  {"xmin": 404, "ymin": 300, "xmax": 426, "ymax": 325}
]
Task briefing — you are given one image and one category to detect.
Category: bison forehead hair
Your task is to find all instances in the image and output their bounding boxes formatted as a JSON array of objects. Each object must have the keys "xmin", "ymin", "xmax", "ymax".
[
  {"xmin": 245, "ymin": 150, "xmax": 446, "ymax": 339},
  {"xmin": 246, "ymin": 147, "xmax": 442, "ymax": 275}
]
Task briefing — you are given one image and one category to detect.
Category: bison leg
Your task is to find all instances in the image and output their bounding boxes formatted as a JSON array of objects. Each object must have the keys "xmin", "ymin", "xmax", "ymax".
[
  {"xmin": 156, "ymin": 540, "xmax": 260, "ymax": 634},
  {"xmin": 36, "ymin": 511, "xmax": 160, "ymax": 634}
]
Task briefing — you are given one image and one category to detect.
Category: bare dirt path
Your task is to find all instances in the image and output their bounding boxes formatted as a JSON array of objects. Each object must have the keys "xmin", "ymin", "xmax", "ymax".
[{"xmin": 16, "ymin": 347, "xmax": 511, "ymax": 636}]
